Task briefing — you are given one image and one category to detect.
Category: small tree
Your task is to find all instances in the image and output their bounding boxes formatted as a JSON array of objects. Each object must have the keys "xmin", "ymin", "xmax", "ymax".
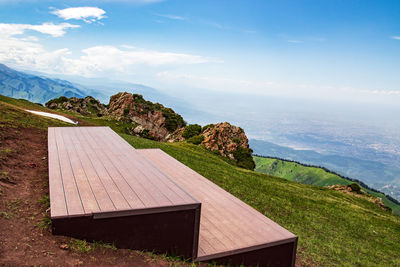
[
  {"xmin": 348, "ymin": 183, "xmax": 361, "ymax": 193},
  {"xmin": 187, "ymin": 135, "xmax": 204, "ymax": 145},
  {"xmin": 182, "ymin": 124, "xmax": 202, "ymax": 139},
  {"xmin": 232, "ymin": 147, "xmax": 256, "ymax": 170}
]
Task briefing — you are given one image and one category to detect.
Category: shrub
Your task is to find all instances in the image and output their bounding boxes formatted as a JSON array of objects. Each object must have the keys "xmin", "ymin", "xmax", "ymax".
[
  {"xmin": 161, "ymin": 108, "xmax": 186, "ymax": 132},
  {"xmin": 45, "ymin": 96, "xmax": 68, "ymax": 107},
  {"xmin": 232, "ymin": 147, "xmax": 255, "ymax": 170},
  {"xmin": 139, "ymin": 129, "xmax": 156, "ymax": 140},
  {"xmin": 201, "ymin": 124, "xmax": 215, "ymax": 132},
  {"xmin": 348, "ymin": 183, "xmax": 361, "ymax": 193},
  {"xmin": 182, "ymin": 124, "xmax": 202, "ymax": 139},
  {"xmin": 232, "ymin": 138, "xmax": 241, "ymax": 144},
  {"xmin": 187, "ymin": 135, "xmax": 204, "ymax": 145}
]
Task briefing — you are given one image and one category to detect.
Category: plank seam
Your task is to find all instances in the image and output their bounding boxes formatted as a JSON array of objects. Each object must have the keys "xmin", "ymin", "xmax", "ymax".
[
  {"xmin": 79, "ymin": 127, "xmax": 134, "ymax": 209},
  {"xmin": 59, "ymin": 128, "xmax": 86, "ymax": 214},
  {"xmin": 72, "ymin": 128, "xmax": 118, "ymax": 211},
  {"xmin": 50, "ymin": 127, "xmax": 69, "ymax": 216},
  {"xmin": 66, "ymin": 128, "xmax": 102, "ymax": 212}
]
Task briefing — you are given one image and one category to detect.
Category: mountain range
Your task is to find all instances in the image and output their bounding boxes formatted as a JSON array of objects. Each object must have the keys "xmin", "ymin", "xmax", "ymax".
[
  {"xmin": 0, "ymin": 64, "xmax": 90, "ymax": 104},
  {"xmin": 250, "ymin": 139, "xmax": 400, "ymax": 201}
]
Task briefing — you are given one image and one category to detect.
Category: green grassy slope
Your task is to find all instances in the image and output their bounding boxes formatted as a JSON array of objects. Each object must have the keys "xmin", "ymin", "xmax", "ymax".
[
  {"xmin": 254, "ymin": 156, "xmax": 400, "ymax": 215},
  {"xmin": 123, "ymin": 136, "xmax": 400, "ymax": 266},
  {"xmin": 2, "ymin": 95, "xmax": 400, "ymax": 266}
]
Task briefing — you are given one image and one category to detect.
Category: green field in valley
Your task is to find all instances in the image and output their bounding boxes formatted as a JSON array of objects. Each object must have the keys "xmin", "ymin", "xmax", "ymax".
[{"xmin": 254, "ymin": 156, "xmax": 400, "ymax": 215}]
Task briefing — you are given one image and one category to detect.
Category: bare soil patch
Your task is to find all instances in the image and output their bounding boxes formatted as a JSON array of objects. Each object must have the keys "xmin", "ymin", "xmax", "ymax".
[{"xmin": 0, "ymin": 126, "xmax": 191, "ymax": 267}]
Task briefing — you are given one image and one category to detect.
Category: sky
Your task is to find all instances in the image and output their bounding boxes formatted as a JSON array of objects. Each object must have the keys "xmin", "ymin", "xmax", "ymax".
[{"xmin": 0, "ymin": 0, "xmax": 400, "ymax": 106}]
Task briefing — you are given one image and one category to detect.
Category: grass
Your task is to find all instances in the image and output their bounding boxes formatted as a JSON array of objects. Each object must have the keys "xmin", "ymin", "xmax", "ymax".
[
  {"xmin": 2, "ymin": 95, "xmax": 400, "ymax": 266},
  {"xmin": 120, "ymin": 134, "xmax": 400, "ymax": 267},
  {"xmin": 253, "ymin": 156, "xmax": 400, "ymax": 215},
  {"xmin": 2, "ymin": 199, "xmax": 22, "ymax": 219},
  {"xmin": 0, "ymin": 100, "xmax": 70, "ymax": 130},
  {"xmin": 38, "ymin": 194, "xmax": 50, "ymax": 208},
  {"xmin": 70, "ymin": 239, "xmax": 118, "ymax": 253},
  {"xmin": 35, "ymin": 215, "xmax": 52, "ymax": 230},
  {"xmin": 70, "ymin": 239, "xmax": 93, "ymax": 253}
]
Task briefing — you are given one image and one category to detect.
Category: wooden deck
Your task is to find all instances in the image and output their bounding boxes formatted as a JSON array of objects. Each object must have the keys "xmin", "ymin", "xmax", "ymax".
[
  {"xmin": 48, "ymin": 126, "xmax": 297, "ymax": 266},
  {"xmin": 48, "ymin": 126, "xmax": 199, "ymax": 218},
  {"xmin": 48, "ymin": 127, "xmax": 201, "ymax": 258},
  {"xmin": 139, "ymin": 149, "xmax": 297, "ymax": 265}
]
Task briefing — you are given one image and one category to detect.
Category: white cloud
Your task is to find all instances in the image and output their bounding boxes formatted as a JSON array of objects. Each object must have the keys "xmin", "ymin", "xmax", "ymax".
[
  {"xmin": 360, "ymin": 89, "xmax": 400, "ymax": 95},
  {"xmin": 51, "ymin": 7, "xmax": 106, "ymax": 23},
  {"xmin": 287, "ymin": 40, "xmax": 304, "ymax": 43},
  {"xmin": 155, "ymin": 71, "xmax": 400, "ymax": 104},
  {"xmin": 391, "ymin": 36, "xmax": 400, "ymax": 40},
  {"xmin": 79, "ymin": 46, "xmax": 209, "ymax": 68},
  {"xmin": 155, "ymin": 13, "xmax": 186, "ymax": 21},
  {"xmin": 0, "ymin": 27, "xmax": 211, "ymax": 77},
  {"xmin": 0, "ymin": 22, "xmax": 79, "ymax": 37}
]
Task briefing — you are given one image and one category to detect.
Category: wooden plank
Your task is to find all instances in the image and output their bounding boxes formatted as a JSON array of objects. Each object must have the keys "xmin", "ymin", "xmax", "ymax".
[
  {"xmin": 66, "ymin": 127, "xmax": 115, "ymax": 212},
  {"xmin": 48, "ymin": 128, "xmax": 68, "ymax": 218},
  {"xmin": 138, "ymin": 149, "xmax": 297, "ymax": 259},
  {"xmin": 49, "ymin": 127, "xmax": 199, "ymax": 217},
  {"xmin": 149, "ymin": 149, "xmax": 290, "ymax": 241},
  {"xmin": 60, "ymin": 128, "xmax": 100, "ymax": 214},
  {"xmin": 82, "ymin": 127, "xmax": 162, "ymax": 208},
  {"xmin": 137, "ymin": 150, "xmax": 258, "ymax": 248},
  {"xmin": 78, "ymin": 127, "xmax": 144, "ymax": 209},
  {"xmin": 53, "ymin": 128, "xmax": 84, "ymax": 216},
  {"xmin": 97, "ymin": 127, "xmax": 197, "ymax": 206},
  {"xmin": 72, "ymin": 127, "xmax": 132, "ymax": 211}
]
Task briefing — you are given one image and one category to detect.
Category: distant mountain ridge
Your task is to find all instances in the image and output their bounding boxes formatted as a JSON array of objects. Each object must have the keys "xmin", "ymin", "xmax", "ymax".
[
  {"xmin": 0, "ymin": 63, "xmax": 87, "ymax": 104},
  {"xmin": 253, "ymin": 155, "xmax": 400, "ymax": 215},
  {"xmin": 250, "ymin": 139, "xmax": 400, "ymax": 202}
]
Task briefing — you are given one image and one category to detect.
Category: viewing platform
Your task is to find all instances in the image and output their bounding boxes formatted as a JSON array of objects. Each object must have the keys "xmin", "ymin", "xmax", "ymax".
[{"xmin": 48, "ymin": 126, "xmax": 297, "ymax": 266}]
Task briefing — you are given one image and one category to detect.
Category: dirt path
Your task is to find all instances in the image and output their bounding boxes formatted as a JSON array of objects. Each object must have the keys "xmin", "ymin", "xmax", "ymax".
[{"xmin": 0, "ymin": 126, "xmax": 194, "ymax": 267}]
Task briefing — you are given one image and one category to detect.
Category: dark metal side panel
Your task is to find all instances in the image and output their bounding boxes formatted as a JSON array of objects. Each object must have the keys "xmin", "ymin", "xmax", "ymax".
[
  {"xmin": 52, "ymin": 207, "xmax": 199, "ymax": 259},
  {"xmin": 201, "ymin": 240, "xmax": 297, "ymax": 267}
]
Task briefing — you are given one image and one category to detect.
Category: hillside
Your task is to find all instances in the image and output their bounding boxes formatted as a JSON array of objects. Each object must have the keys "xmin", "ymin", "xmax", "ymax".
[
  {"xmin": 254, "ymin": 156, "xmax": 400, "ymax": 215},
  {"xmin": 1, "ymin": 94, "xmax": 400, "ymax": 266},
  {"xmin": 0, "ymin": 64, "xmax": 91, "ymax": 104},
  {"xmin": 250, "ymin": 139, "xmax": 400, "ymax": 202}
]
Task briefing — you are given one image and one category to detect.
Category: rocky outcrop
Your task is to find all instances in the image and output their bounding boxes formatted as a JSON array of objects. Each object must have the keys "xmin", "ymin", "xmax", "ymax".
[
  {"xmin": 200, "ymin": 122, "xmax": 249, "ymax": 160},
  {"xmin": 107, "ymin": 92, "xmax": 185, "ymax": 141},
  {"xmin": 327, "ymin": 184, "xmax": 391, "ymax": 211},
  {"xmin": 44, "ymin": 93, "xmax": 255, "ymax": 170},
  {"xmin": 45, "ymin": 96, "xmax": 107, "ymax": 116},
  {"xmin": 167, "ymin": 122, "xmax": 254, "ymax": 170}
]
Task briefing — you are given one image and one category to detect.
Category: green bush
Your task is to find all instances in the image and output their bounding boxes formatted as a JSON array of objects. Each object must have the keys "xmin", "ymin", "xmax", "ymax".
[
  {"xmin": 187, "ymin": 135, "xmax": 204, "ymax": 145},
  {"xmin": 201, "ymin": 124, "xmax": 214, "ymax": 132},
  {"xmin": 232, "ymin": 147, "xmax": 255, "ymax": 170},
  {"xmin": 182, "ymin": 124, "xmax": 202, "ymax": 139},
  {"xmin": 161, "ymin": 108, "xmax": 186, "ymax": 132},
  {"xmin": 232, "ymin": 138, "xmax": 241, "ymax": 144},
  {"xmin": 348, "ymin": 183, "xmax": 362, "ymax": 193},
  {"xmin": 139, "ymin": 129, "xmax": 156, "ymax": 140},
  {"xmin": 45, "ymin": 96, "xmax": 68, "ymax": 107}
]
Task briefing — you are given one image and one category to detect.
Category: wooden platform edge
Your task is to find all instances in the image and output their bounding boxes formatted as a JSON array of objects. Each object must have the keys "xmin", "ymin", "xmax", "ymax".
[
  {"xmin": 195, "ymin": 236, "xmax": 298, "ymax": 262},
  {"xmin": 52, "ymin": 205, "xmax": 201, "ymax": 259},
  {"xmin": 50, "ymin": 203, "xmax": 201, "ymax": 220}
]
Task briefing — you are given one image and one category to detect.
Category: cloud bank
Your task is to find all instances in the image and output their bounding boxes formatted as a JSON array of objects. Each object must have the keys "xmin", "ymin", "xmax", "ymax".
[
  {"xmin": 51, "ymin": 7, "xmax": 106, "ymax": 23},
  {"xmin": 0, "ymin": 22, "xmax": 79, "ymax": 37}
]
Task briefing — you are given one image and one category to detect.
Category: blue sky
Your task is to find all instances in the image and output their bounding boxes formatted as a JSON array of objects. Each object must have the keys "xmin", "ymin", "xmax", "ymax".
[{"xmin": 0, "ymin": 0, "xmax": 399, "ymax": 104}]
